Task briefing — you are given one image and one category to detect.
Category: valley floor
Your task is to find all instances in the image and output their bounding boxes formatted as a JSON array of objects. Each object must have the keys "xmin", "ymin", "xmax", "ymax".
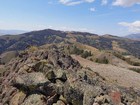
[{"xmin": 72, "ymin": 55, "xmax": 140, "ymax": 89}]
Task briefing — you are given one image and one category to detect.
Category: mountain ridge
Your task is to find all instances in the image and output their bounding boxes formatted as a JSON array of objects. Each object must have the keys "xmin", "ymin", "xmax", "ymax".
[
  {"xmin": 0, "ymin": 29, "xmax": 26, "ymax": 35},
  {"xmin": 125, "ymin": 33, "xmax": 140, "ymax": 40},
  {"xmin": 0, "ymin": 29, "xmax": 140, "ymax": 58}
]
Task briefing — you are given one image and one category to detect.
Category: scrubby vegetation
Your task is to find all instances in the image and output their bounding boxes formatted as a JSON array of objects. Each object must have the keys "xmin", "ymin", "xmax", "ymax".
[
  {"xmin": 129, "ymin": 68, "xmax": 140, "ymax": 73},
  {"xmin": 81, "ymin": 51, "xmax": 92, "ymax": 58},
  {"xmin": 28, "ymin": 46, "xmax": 38, "ymax": 52},
  {"xmin": 70, "ymin": 46, "xmax": 84, "ymax": 55},
  {"xmin": 113, "ymin": 52, "xmax": 140, "ymax": 66},
  {"xmin": 69, "ymin": 46, "xmax": 92, "ymax": 58},
  {"xmin": 113, "ymin": 52, "xmax": 125, "ymax": 60},
  {"xmin": 95, "ymin": 57, "xmax": 109, "ymax": 64}
]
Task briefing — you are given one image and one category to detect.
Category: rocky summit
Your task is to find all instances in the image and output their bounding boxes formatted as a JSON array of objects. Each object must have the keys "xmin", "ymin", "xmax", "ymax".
[{"xmin": 0, "ymin": 45, "xmax": 140, "ymax": 105}]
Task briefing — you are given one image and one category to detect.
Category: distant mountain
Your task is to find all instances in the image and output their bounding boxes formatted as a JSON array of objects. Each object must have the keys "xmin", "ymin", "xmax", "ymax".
[
  {"xmin": 0, "ymin": 29, "xmax": 26, "ymax": 35},
  {"xmin": 125, "ymin": 33, "xmax": 140, "ymax": 40},
  {"xmin": 0, "ymin": 29, "xmax": 140, "ymax": 58}
]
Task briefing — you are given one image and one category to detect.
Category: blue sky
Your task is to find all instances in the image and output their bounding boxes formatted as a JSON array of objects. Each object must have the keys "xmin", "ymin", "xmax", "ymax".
[{"xmin": 0, "ymin": 0, "xmax": 140, "ymax": 36}]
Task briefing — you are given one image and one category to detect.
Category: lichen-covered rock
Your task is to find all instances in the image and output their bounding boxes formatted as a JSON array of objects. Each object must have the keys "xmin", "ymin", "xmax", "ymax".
[
  {"xmin": 47, "ymin": 50, "xmax": 81, "ymax": 70},
  {"xmin": 83, "ymin": 86, "xmax": 104, "ymax": 105},
  {"xmin": 34, "ymin": 60, "xmax": 47, "ymax": 72},
  {"xmin": 55, "ymin": 69, "xmax": 67, "ymax": 82},
  {"xmin": 94, "ymin": 95, "xmax": 110, "ymax": 104},
  {"xmin": 46, "ymin": 70, "xmax": 56, "ymax": 82},
  {"xmin": 21, "ymin": 94, "xmax": 46, "ymax": 105},
  {"xmin": 13, "ymin": 72, "xmax": 50, "ymax": 94},
  {"xmin": 93, "ymin": 103, "xmax": 99, "ymax": 105},
  {"xmin": 54, "ymin": 80, "xmax": 65, "ymax": 95},
  {"xmin": 53, "ymin": 100, "xmax": 65, "ymax": 105},
  {"xmin": 14, "ymin": 72, "xmax": 48, "ymax": 86},
  {"xmin": 63, "ymin": 83, "xmax": 83, "ymax": 105}
]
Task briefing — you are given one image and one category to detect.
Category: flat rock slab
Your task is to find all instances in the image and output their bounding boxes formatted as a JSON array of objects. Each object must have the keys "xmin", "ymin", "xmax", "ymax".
[{"xmin": 15, "ymin": 72, "xmax": 48, "ymax": 86}]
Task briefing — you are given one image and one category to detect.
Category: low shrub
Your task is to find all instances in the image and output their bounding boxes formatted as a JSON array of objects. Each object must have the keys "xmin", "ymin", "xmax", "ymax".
[
  {"xmin": 113, "ymin": 52, "xmax": 140, "ymax": 66},
  {"xmin": 129, "ymin": 68, "xmax": 140, "ymax": 73},
  {"xmin": 70, "ymin": 46, "xmax": 92, "ymax": 58},
  {"xmin": 95, "ymin": 57, "xmax": 109, "ymax": 64},
  {"xmin": 28, "ymin": 46, "xmax": 38, "ymax": 52}
]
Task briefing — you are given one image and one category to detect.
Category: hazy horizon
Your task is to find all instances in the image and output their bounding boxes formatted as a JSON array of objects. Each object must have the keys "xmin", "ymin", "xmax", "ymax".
[{"xmin": 0, "ymin": 28, "xmax": 140, "ymax": 37}]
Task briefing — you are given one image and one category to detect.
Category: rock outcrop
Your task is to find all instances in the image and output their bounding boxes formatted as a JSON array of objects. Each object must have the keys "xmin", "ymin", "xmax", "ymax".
[{"xmin": 0, "ymin": 46, "xmax": 140, "ymax": 105}]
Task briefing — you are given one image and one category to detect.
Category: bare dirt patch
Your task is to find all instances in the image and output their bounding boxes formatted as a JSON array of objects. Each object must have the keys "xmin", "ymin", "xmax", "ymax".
[{"xmin": 72, "ymin": 55, "xmax": 140, "ymax": 89}]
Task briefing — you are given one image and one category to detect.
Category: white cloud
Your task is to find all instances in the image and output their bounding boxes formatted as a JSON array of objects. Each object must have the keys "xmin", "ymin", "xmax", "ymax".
[
  {"xmin": 101, "ymin": 0, "xmax": 108, "ymax": 5},
  {"xmin": 119, "ymin": 21, "xmax": 140, "ymax": 33},
  {"xmin": 113, "ymin": 0, "xmax": 140, "ymax": 7},
  {"xmin": 90, "ymin": 7, "xmax": 96, "ymax": 12},
  {"xmin": 48, "ymin": 26, "xmax": 95, "ymax": 33},
  {"xmin": 85, "ymin": 0, "xmax": 95, "ymax": 3},
  {"xmin": 57, "ymin": 0, "xmax": 140, "ymax": 7},
  {"xmin": 59, "ymin": 0, "xmax": 95, "ymax": 6}
]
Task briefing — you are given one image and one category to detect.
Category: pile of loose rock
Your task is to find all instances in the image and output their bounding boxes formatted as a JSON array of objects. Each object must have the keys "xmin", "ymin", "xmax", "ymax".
[{"xmin": 0, "ymin": 46, "xmax": 140, "ymax": 105}]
